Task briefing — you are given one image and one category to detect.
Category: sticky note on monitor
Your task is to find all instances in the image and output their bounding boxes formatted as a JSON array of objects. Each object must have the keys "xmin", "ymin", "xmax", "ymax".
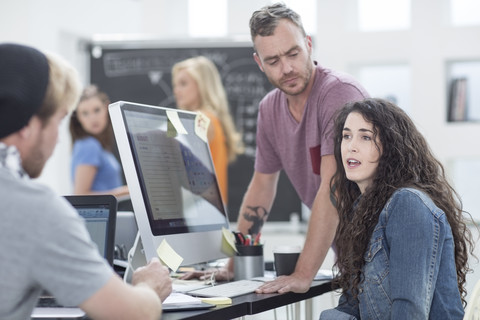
[
  {"xmin": 157, "ymin": 239, "xmax": 184, "ymax": 272},
  {"xmin": 194, "ymin": 112, "xmax": 210, "ymax": 143},
  {"xmin": 166, "ymin": 110, "xmax": 188, "ymax": 135},
  {"xmin": 221, "ymin": 227, "xmax": 237, "ymax": 257}
]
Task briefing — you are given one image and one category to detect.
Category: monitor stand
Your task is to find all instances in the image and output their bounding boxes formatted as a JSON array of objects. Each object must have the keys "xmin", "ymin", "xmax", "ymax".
[
  {"xmin": 124, "ymin": 232, "xmax": 147, "ymax": 283},
  {"xmin": 123, "ymin": 232, "xmax": 224, "ymax": 283}
]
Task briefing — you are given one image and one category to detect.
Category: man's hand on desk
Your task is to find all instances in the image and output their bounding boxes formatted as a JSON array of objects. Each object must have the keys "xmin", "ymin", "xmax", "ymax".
[
  {"xmin": 255, "ymin": 272, "xmax": 312, "ymax": 294},
  {"xmin": 179, "ymin": 267, "xmax": 234, "ymax": 282},
  {"xmin": 132, "ymin": 257, "xmax": 173, "ymax": 301}
]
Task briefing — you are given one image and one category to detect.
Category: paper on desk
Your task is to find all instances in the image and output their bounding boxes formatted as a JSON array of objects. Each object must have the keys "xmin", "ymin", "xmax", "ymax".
[
  {"xmin": 221, "ymin": 227, "xmax": 237, "ymax": 256},
  {"xmin": 172, "ymin": 279, "xmax": 209, "ymax": 293},
  {"xmin": 164, "ymin": 292, "xmax": 201, "ymax": 306},
  {"xmin": 157, "ymin": 239, "xmax": 183, "ymax": 272}
]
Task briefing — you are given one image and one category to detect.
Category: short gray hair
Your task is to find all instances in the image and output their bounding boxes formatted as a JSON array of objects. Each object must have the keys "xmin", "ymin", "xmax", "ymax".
[{"xmin": 249, "ymin": 3, "xmax": 306, "ymax": 43}]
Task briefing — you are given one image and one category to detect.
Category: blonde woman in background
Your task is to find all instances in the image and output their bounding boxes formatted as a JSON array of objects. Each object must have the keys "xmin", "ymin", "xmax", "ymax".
[{"xmin": 172, "ymin": 56, "xmax": 244, "ymax": 204}]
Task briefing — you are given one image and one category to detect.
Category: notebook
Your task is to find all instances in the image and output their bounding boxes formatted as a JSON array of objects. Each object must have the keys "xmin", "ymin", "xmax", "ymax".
[{"xmin": 32, "ymin": 195, "xmax": 117, "ymax": 319}]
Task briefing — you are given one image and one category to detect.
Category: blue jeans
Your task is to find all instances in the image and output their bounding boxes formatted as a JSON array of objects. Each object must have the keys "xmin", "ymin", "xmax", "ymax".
[{"xmin": 320, "ymin": 188, "xmax": 464, "ymax": 320}]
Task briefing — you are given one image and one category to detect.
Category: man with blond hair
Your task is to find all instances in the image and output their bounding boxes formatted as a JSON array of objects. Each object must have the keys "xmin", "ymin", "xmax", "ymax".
[{"xmin": 0, "ymin": 43, "xmax": 172, "ymax": 320}]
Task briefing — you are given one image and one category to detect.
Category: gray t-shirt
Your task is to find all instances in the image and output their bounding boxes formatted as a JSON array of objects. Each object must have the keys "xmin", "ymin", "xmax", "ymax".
[
  {"xmin": 0, "ymin": 168, "xmax": 113, "ymax": 320},
  {"xmin": 255, "ymin": 64, "xmax": 369, "ymax": 208}
]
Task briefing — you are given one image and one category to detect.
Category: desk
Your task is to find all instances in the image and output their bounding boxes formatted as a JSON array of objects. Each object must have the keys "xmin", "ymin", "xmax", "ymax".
[
  {"xmin": 162, "ymin": 280, "xmax": 333, "ymax": 320},
  {"xmin": 35, "ymin": 280, "xmax": 332, "ymax": 320}
]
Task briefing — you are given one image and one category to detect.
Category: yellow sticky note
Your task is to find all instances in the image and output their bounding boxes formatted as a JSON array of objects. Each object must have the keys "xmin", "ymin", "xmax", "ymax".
[
  {"xmin": 221, "ymin": 227, "xmax": 237, "ymax": 257},
  {"xmin": 166, "ymin": 110, "xmax": 188, "ymax": 135},
  {"xmin": 166, "ymin": 119, "xmax": 177, "ymax": 138},
  {"xmin": 194, "ymin": 112, "xmax": 210, "ymax": 143},
  {"xmin": 156, "ymin": 239, "xmax": 184, "ymax": 272},
  {"xmin": 200, "ymin": 297, "xmax": 232, "ymax": 305}
]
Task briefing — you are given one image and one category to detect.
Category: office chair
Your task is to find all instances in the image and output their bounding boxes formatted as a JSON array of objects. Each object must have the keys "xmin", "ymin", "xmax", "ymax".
[{"xmin": 464, "ymin": 279, "xmax": 480, "ymax": 320}]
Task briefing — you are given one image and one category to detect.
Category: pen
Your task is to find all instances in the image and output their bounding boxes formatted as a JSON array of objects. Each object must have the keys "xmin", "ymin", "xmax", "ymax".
[
  {"xmin": 239, "ymin": 232, "xmax": 246, "ymax": 245},
  {"xmin": 253, "ymin": 233, "xmax": 261, "ymax": 245},
  {"xmin": 235, "ymin": 232, "xmax": 245, "ymax": 245},
  {"xmin": 232, "ymin": 231, "xmax": 242, "ymax": 245}
]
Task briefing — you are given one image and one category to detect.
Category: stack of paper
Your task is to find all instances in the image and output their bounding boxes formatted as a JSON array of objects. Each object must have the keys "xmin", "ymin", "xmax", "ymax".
[{"xmin": 163, "ymin": 292, "xmax": 202, "ymax": 306}]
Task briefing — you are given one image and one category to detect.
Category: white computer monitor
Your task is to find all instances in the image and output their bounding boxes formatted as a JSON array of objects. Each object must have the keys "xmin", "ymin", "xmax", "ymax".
[{"xmin": 109, "ymin": 101, "xmax": 230, "ymax": 267}]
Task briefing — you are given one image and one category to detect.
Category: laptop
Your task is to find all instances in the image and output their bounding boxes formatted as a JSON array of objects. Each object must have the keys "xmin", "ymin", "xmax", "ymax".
[{"xmin": 32, "ymin": 194, "xmax": 117, "ymax": 319}]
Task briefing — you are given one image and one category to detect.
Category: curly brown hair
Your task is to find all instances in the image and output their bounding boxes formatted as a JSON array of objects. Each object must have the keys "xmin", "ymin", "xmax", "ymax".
[{"xmin": 330, "ymin": 98, "xmax": 474, "ymax": 306}]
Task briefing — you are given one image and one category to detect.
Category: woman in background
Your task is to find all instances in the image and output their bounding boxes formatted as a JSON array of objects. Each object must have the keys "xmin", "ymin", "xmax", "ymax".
[
  {"xmin": 321, "ymin": 98, "xmax": 474, "ymax": 319},
  {"xmin": 172, "ymin": 56, "xmax": 244, "ymax": 204},
  {"xmin": 69, "ymin": 85, "xmax": 128, "ymax": 198}
]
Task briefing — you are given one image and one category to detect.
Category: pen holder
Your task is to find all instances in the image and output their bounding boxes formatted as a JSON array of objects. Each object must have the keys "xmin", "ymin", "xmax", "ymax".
[{"xmin": 234, "ymin": 245, "xmax": 264, "ymax": 281}]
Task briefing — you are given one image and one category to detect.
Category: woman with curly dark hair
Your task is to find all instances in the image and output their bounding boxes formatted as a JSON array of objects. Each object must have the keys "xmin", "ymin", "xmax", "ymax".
[{"xmin": 320, "ymin": 98, "xmax": 474, "ymax": 319}]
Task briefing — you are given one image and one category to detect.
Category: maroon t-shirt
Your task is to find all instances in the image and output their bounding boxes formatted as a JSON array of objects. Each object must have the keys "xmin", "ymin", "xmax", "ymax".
[{"xmin": 255, "ymin": 64, "xmax": 369, "ymax": 208}]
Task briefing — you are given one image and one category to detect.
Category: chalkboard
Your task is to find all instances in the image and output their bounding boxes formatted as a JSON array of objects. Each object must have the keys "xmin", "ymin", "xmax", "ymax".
[{"xmin": 88, "ymin": 40, "xmax": 301, "ymax": 222}]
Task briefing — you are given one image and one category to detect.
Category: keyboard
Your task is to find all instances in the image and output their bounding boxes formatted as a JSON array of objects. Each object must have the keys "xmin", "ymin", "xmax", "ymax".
[
  {"xmin": 36, "ymin": 296, "xmax": 63, "ymax": 308},
  {"xmin": 188, "ymin": 279, "xmax": 264, "ymax": 298},
  {"xmin": 32, "ymin": 296, "xmax": 86, "ymax": 318}
]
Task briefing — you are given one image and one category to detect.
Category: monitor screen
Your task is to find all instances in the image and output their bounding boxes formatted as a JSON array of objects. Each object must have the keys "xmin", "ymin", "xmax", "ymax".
[
  {"xmin": 64, "ymin": 195, "xmax": 117, "ymax": 266},
  {"xmin": 110, "ymin": 101, "xmax": 230, "ymax": 266},
  {"xmin": 78, "ymin": 206, "xmax": 109, "ymax": 257}
]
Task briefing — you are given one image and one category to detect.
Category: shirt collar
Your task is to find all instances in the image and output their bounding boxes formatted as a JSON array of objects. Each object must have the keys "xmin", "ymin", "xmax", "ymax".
[{"xmin": 0, "ymin": 142, "xmax": 28, "ymax": 179}]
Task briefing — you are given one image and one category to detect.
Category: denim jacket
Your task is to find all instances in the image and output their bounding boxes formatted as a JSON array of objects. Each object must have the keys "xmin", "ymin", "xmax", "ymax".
[{"xmin": 321, "ymin": 188, "xmax": 464, "ymax": 320}]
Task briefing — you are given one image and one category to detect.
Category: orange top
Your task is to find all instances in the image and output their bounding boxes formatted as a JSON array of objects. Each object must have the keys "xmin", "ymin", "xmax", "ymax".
[{"xmin": 204, "ymin": 112, "xmax": 228, "ymax": 205}]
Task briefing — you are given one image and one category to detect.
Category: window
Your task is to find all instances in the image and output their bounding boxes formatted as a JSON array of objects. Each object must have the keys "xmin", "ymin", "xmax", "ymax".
[
  {"xmin": 188, "ymin": 0, "xmax": 227, "ymax": 37},
  {"xmin": 188, "ymin": 0, "xmax": 317, "ymax": 38},
  {"xmin": 358, "ymin": 0, "xmax": 411, "ymax": 31},
  {"xmin": 282, "ymin": 0, "xmax": 317, "ymax": 35},
  {"xmin": 353, "ymin": 64, "xmax": 411, "ymax": 113},
  {"xmin": 447, "ymin": 61, "xmax": 480, "ymax": 121},
  {"xmin": 450, "ymin": 0, "xmax": 480, "ymax": 26}
]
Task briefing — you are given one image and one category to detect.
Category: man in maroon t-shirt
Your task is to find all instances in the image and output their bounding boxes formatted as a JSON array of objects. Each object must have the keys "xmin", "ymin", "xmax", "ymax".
[
  {"xmin": 239, "ymin": 3, "xmax": 368, "ymax": 294},
  {"xmin": 182, "ymin": 3, "xmax": 368, "ymax": 292}
]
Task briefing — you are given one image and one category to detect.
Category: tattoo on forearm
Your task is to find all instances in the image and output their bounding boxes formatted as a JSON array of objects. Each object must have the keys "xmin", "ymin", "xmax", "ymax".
[{"xmin": 242, "ymin": 206, "xmax": 269, "ymax": 235}]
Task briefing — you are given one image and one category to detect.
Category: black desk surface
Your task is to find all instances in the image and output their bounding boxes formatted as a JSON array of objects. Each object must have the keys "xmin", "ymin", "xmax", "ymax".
[
  {"xmin": 162, "ymin": 280, "xmax": 333, "ymax": 320},
  {"xmin": 35, "ymin": 280, "xmax": 333, "ymax": 320}
]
